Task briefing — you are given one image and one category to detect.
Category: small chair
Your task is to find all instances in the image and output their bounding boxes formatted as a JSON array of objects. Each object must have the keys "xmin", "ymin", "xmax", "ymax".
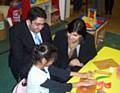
[{"xmin": 12, "ymin": 78, "xmax": 27, "ymax": 93}]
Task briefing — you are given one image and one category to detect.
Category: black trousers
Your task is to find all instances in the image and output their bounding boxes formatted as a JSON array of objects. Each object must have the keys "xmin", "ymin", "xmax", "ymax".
[
  {"xmin": 105, "ymin": 0, "xmax": 114, "ymax": 14},
  {"xmin": 73, "ymin": 0, "xmax": 83, "ymax": 11},
  {"xmin": 10, "ymin": 64, "xmax": 29, "ymax": 82},
  {"xmin": 9, "ymin": 65, "xmax": 20, "ymax": 83}
]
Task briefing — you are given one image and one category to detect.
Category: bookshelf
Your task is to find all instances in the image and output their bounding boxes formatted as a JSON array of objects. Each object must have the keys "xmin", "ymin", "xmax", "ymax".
[{"xmin": 31, "ymin": 0, "xmax": 60, "ymax": 25}]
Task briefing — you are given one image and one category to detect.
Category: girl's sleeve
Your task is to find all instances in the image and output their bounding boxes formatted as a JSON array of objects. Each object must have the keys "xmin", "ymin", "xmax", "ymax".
[
  {"xmin": 41, "ymin": 79, "xmax": 72, "ymax": 93},
  {"xmin": 49, "ymin": 65, "xmax": 71, "ymax": 81}
]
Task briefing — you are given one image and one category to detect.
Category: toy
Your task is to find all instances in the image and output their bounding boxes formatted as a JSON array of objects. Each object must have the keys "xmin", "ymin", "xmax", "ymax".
[
  {"xmin": 96, "ymin": 81, "xmax": 111, "ymax": 93},
  {"xmin": 82, "ymin": 8, "xmax": 97, "ymax": 31},
  {"xmin": 88, "ymin": 8, "xmax": 96, "ymax": 20},
  {"xmin": 82, "ymin": 16, "xmax": 96, "ymax": 30},
  {"xmin": 82, "ymin": 8, "xmax": 107, "ymax": 32},
  {"xmin": 116, "ymin": 66, "xmax": 120, "ymax": 79}
]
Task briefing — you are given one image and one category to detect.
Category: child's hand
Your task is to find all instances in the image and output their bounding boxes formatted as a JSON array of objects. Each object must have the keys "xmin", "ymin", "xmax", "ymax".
[
  {"xmin": 79, "ymin": 71, "xmax": 94, "ymax": 79},
  {"xmin": 80, "ymin": 79, "xmax": 96, "ymax": 86},
  {"xmin": 70, "ymin": 71, "xmax": 94, "ymax": 78},
  {"xmin": 73, "ymin": 79, "xmax": 96, "ymax": 88}
]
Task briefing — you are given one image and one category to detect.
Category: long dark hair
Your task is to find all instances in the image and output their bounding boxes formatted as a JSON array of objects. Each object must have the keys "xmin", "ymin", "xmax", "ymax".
[
  {"xmin": 32, "ymin": 42, "xmax": 57, "ymax": 64},
  {"xmin": 67, "ymin": 18, "xmax": 87, "ymax": 39}
]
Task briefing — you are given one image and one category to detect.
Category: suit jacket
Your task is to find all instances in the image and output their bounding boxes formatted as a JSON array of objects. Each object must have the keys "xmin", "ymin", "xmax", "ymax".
[
  {"xmin": 53, "ymin": 30, "xmax": 97, "ymax": 69},
  {"xmin": 9, "ymin": 21, "xmax": 52, "ymax": 78}
]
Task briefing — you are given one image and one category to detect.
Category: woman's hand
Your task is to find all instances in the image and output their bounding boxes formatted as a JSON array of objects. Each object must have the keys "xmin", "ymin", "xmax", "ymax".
[
  {"xmin": 72, "ymin": 79, "xmax": 96, "ymax": 88},
  {"xmin": 69, "ymin": 58, "xmax": 83, "ymax": 67}
]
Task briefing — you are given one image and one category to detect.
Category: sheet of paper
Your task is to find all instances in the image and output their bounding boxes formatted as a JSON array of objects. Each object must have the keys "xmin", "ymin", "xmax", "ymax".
[{"xmin": 93, "ymin": 59, "xmax": 119, "ymax": 70}]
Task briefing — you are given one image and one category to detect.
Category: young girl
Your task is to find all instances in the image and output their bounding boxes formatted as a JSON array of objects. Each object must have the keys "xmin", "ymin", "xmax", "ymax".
[
  {"xmin": 27, "ymin": 42, "xmax": 96, "ymax": 93},
  {"xmin": 7, "ymin": 0, "xmax": 21, "ymax": 27}
]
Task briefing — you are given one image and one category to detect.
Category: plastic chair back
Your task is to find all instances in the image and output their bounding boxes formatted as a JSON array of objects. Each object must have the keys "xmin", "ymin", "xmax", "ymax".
[{"xmin": 12, "ymin": 78, "xmax": 27, "ymax": 93}]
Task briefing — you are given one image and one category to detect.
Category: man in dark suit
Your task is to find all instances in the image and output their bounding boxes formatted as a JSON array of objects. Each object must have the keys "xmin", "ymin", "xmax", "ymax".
[{"xmin": 9, "ymin": 7, "xmax": 52, "ymax": 82}]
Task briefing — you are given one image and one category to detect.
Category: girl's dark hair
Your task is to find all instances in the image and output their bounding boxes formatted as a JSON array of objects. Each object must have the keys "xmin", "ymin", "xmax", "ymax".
[
  {"xmin": 28, "ymin": 7, "xmax": 47, "ymax": 22},
  {"xmin": 32, "ymin": 42, "xmax": 57, "ymax": 64},
  {"xmin": 67, "ymin": 18, "xmax": 87, "ymax": 38}
]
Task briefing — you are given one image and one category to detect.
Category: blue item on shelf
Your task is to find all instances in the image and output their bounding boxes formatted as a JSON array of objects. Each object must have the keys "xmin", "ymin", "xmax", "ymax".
[
  {"xmin": 94, "ymin": 24, "xmax": 100, "ymax": 29},
  {"xmin": 30, "ymin": 0, "xmax": 36, "ymax": 4},
  {"xmin": 17, "ymin": 2, "xmax": 22, "ymax": 8}
]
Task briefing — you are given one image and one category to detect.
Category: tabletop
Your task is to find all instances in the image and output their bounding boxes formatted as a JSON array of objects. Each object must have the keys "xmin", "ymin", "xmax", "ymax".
[{"xmin": 67, "ymin": 46, "xmax": 120, "ymax": 93}]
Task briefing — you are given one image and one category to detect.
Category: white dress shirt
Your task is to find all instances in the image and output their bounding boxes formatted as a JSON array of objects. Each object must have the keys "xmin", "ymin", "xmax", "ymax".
[
  {"xmin": 26, "ymin": 20, "xmax": 43, "ymax": 45},
  {"xmin": 27, "ymin": 65, "xmax": 50, "ymax": 93}
]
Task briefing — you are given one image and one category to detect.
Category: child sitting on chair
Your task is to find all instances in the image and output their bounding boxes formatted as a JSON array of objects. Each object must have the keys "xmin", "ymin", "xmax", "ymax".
[{"xmin": 27, "ymin": 42, "xmax": 96, "ymax": 93}]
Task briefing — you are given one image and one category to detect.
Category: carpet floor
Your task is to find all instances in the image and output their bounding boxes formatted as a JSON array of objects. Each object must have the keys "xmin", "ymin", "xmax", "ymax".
[{"xmin": 102, "ymin": 31, "xmax": 120, "ymax": 50}]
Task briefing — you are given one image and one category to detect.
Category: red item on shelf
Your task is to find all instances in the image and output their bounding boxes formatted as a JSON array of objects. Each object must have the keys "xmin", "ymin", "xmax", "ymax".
[
  {"xmin": 86, "ymin": 23, "xmax": 92, "ymax": 28},
  {"xmin": 52, "ymin": 0, "xmax": 60, "ymax": 16},
  {"xmin": 96, "ymin": 19, "xmax": 104, "ymax": 24},
  {"xmin": 21, "ymin": 0, "xmax": 30, "ymax": 20}
]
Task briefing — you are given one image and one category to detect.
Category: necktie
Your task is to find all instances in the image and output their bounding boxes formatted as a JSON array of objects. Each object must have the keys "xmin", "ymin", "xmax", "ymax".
[{"xmin": 34, "ymin": 33, "xmax": 41, "ymax": 45}]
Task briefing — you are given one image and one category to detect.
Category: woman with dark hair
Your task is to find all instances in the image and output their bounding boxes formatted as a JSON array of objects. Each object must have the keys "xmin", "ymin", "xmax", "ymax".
[
  {"xmin": 53, "ymin": 18, "xmax": 97, "ymax": 72},
  {"xmin": 27, "ymin": 42, "xmax": 96, "ymax": 93}
]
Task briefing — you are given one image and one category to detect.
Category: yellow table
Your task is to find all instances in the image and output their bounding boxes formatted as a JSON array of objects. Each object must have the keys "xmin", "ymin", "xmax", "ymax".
[{"xmin": 67, "ymin": 47, "xmax": 120, "ymax": 93}]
